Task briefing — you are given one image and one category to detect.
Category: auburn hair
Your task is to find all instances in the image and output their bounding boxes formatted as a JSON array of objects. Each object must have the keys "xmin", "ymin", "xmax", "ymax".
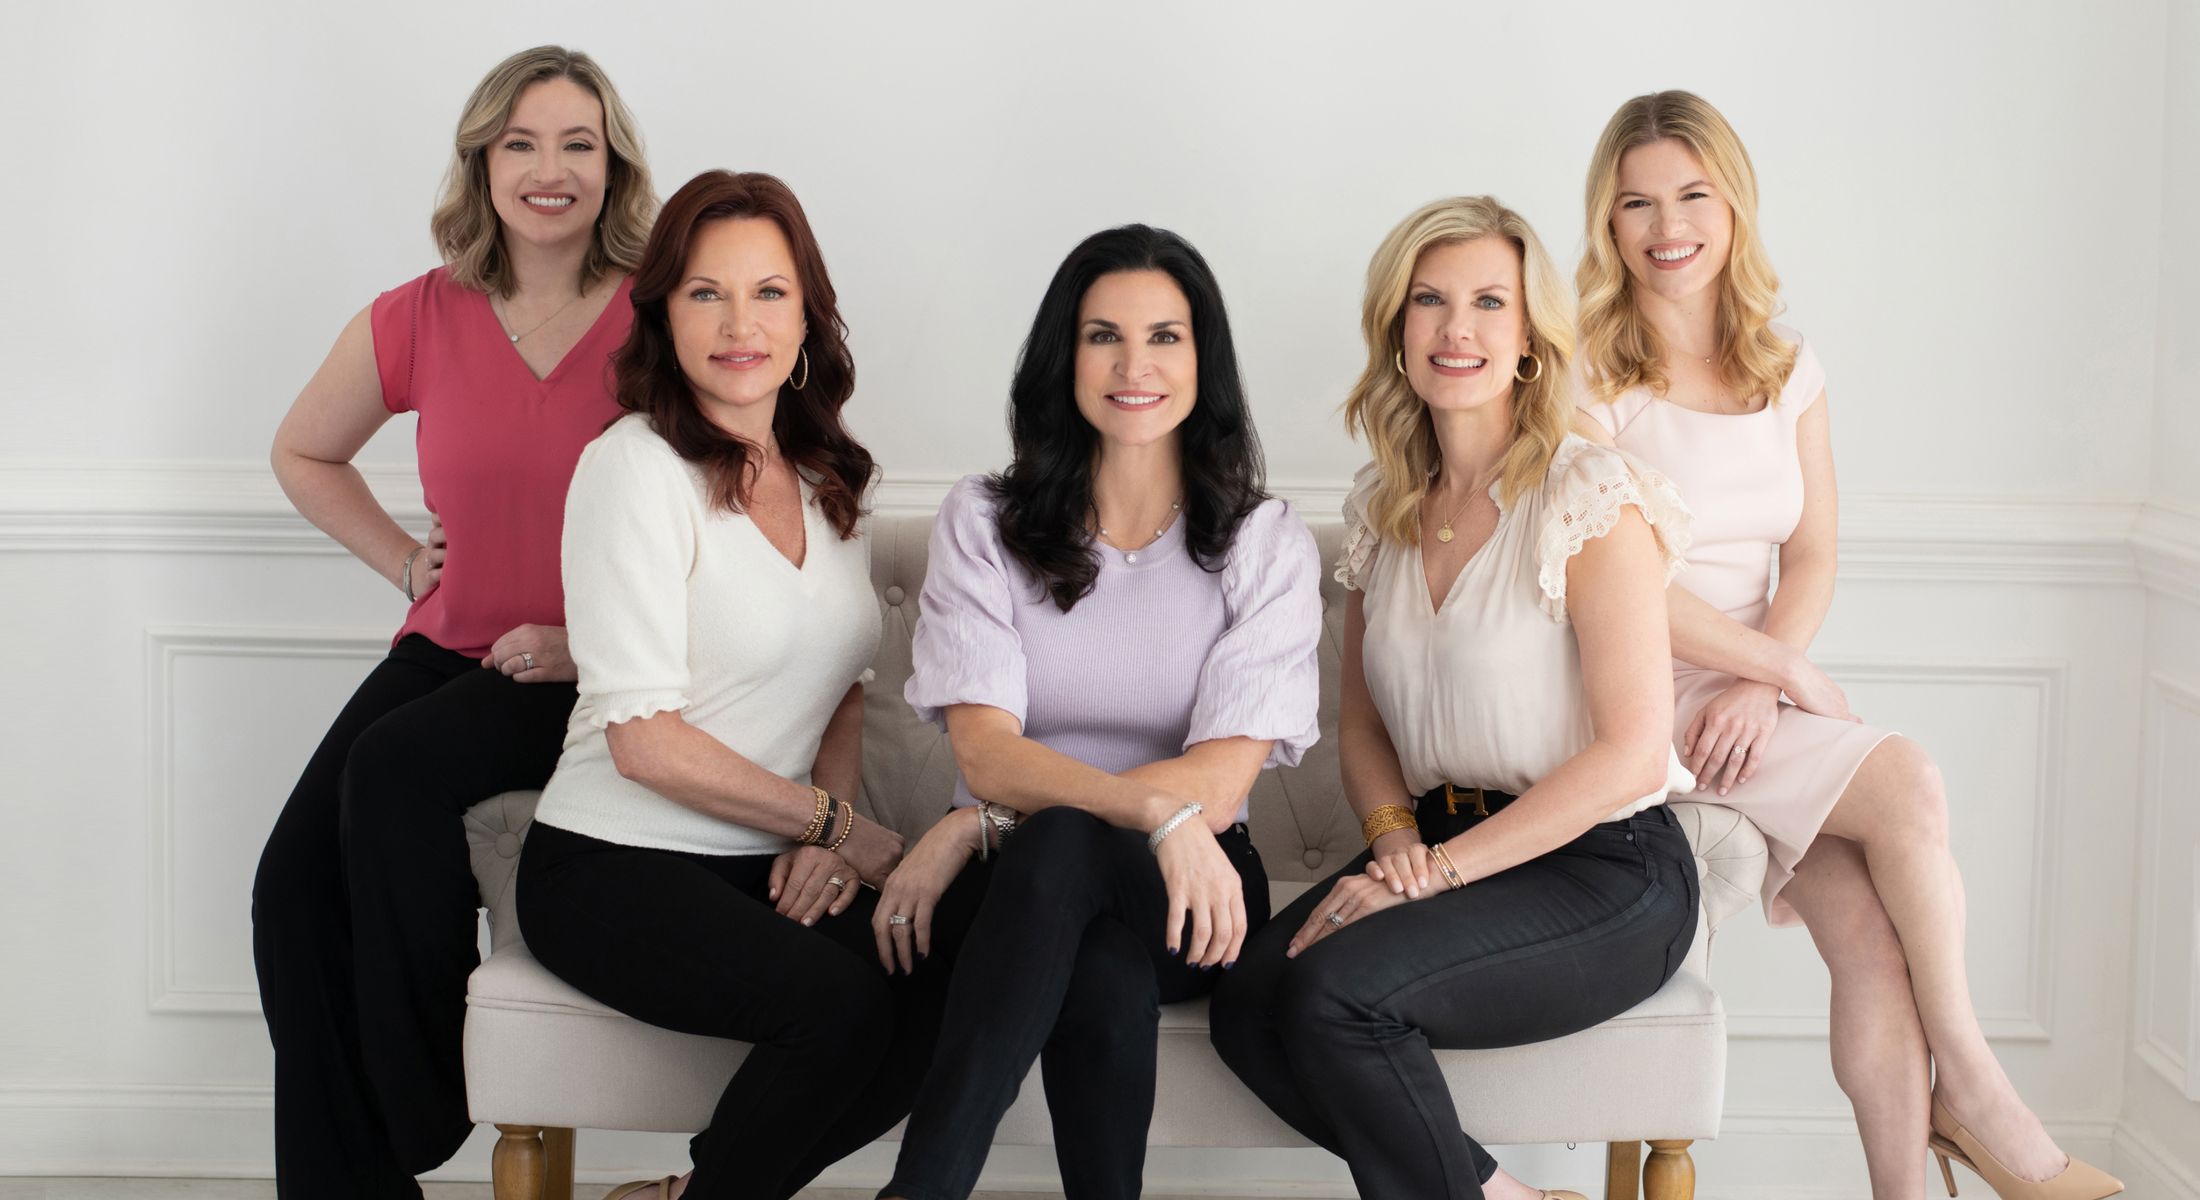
[{"xmin": 611, "ymin": 170, "xmax": 874, "ymax": 539}]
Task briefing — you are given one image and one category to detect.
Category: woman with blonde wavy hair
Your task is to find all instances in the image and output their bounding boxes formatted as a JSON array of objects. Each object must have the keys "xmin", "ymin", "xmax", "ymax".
[
  {"xmin": 254, "ymin": 45, "xmax": 654, "ymax": 1197},
  {"xmin": 1210, "ymin": 196, "xmax": 1699, "ymax": 1200},
  {"xmin": 1574, "ymin": 90, "xmax": 2118, "ymax": 1200}
]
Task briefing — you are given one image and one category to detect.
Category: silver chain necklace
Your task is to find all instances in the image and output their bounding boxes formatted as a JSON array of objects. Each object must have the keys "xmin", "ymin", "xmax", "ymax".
[
  {"xmin": 491, "ymin": 289, "xmax": 586, "ymax": 344},
  {"xmin": 1097, "ymin": 500, "xmax": 1183, "ymax": 565}
]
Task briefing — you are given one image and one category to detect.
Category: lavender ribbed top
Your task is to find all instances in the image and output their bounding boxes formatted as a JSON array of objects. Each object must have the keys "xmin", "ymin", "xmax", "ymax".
[{"xmin": 907, "ymin": 474, "xmax": 1324, "ymax": 823}]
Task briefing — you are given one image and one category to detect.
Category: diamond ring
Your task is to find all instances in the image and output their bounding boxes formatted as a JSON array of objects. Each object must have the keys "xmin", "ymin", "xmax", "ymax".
[
  {"xmin": 1325, "ymin": 911, "xmax": 1346, "ymax": 928},
  {"xmin": 887, "ymin": 914, "xmax": 912, "ymax": 926},
  {"xmin": 825, "ymin": 876, "xmax": 847, "ymax": 891},
  {"xmin": 521, "ymin": 652, "xmax": 535, "ymax": 671}
]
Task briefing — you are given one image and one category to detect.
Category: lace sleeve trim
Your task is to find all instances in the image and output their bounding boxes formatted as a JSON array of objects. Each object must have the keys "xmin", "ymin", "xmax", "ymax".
[{"xmin": 1534, "ymin": 462, "xmax": 1693, "ymax": 622}]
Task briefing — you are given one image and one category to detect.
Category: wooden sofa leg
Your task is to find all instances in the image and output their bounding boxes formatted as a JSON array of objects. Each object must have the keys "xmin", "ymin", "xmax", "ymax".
[
  {"xmin": 1607, "ymin": 1139, "xmax": 1643, "ymax": 1200},
  {"xmin": 544, "ymin": 1126, "xmax": 576, "ymax": 1200},
  {"xmin": 1643, "ymin": 1138, "xmax": 1696, "ymax": 1200},
  {"xmin": 492, "ymin": 1124, "xmax": 546, "ymax": 1200}
]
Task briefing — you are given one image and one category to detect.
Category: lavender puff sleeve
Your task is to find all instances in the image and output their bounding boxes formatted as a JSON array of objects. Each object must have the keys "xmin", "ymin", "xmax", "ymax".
[
  {"xmin": 1184, "ymin": 499, "xmax": 1324, "ymax": 768},
  {"xmin": 904, "ymin": 476, "xmax": 1030, "ymax": 730}
]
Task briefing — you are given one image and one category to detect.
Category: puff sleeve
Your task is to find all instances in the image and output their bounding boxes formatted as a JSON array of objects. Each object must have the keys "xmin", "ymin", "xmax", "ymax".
[
  {"xmin": 1185, "ymin": 500, "xmax": 1324, "ymax": 767},
  {"xmin": 904, "ymin": 476, "xmax": 1030, "ymax": 730}
]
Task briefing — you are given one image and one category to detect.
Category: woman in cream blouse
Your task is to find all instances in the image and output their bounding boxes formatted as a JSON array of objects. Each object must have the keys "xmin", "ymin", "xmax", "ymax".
[{"xmin": 1209, "ymin": 196, "xmax": 1699, "ymax": 1200}]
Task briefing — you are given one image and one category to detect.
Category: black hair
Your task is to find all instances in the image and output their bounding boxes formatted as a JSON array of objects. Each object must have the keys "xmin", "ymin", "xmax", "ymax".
[{"xmin": 988, "ymin": 224, "xmax": 1269, "ymax": 611}]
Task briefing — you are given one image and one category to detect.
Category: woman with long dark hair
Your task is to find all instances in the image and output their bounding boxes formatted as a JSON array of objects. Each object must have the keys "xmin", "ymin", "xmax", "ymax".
[
  {"xmin": 871, "ymin": 225, "xmax": 1323, "ymax": 1200},
  {"xmin": 254, "ymin": 46, "xmax": 653, "ymax": 1197},
  {"xmin": 515, "ymin": 170, "xmax": 941, "ymax": 1200}
]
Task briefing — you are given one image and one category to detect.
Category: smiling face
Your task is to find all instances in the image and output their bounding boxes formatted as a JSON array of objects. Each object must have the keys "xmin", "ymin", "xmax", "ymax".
[
  {"xmin": 1398, "ymin": 236, "xmax": 1529, "ymax": 416},
  {"xmin": 1073, "ymin": 269, "xmax": 1197, "ymax": 450},
  {"xmin": 1609, "ymin": 137, "xmax": 1734, "ymax": 307},
  {"xmin": 668, "ymin": 217, "xmax": 807, "ymax": 429},
  {"xmin": 484, "ymin": 77, "xmax": 609, "ymax": 253}
]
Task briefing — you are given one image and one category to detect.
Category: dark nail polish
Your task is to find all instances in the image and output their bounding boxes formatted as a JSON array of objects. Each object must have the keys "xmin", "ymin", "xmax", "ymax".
[{"xmin": 1223, "ymin": 961, "xmax": 1236, "ymax": 970}]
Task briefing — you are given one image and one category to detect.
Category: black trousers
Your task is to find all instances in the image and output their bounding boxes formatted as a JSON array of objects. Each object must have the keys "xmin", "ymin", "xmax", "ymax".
[
  {"xmin": 1208, "ymin": 790, "xmax": 1700, "ymax": 1200},
  {"xmin": 882, "ymin": 806, "xmax": 1271, "ymax": 1200},
  {"xmin": 250, "ymin": 634, "xmax": 578, "ymax": 1199},
  {"xmin": 517, "ymin": 821, "xmax": 952, "ymax": 1200}
]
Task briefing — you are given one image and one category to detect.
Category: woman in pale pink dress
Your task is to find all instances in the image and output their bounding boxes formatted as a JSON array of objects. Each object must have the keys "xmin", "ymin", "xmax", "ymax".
[{"xmin": 1572, "ymin": 92, "xmax": 2118, "ymax": 1200}]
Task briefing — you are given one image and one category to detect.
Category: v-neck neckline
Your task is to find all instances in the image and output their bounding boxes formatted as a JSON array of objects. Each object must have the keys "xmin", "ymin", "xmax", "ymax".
[
  {"xmin": 745, "ymin": 473, "xmax": 814, "ymax": 574},
  {"xmin": 483, "ymin": 277, "xmax": 628, "ymax": 385},
  {"xmin": 1417, "ymin": 480, "xmax": 1506, "ymax": 616}
]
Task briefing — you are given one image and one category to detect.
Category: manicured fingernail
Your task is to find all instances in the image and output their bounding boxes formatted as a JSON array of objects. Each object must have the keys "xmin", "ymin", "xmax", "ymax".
[
  {"xmin": 1223, "ymin": 961, "xmax": 1235, "ymax": 970},
  {"xmin": 803, "ymin": 918, "xmax": 814, "ymax": 926}
]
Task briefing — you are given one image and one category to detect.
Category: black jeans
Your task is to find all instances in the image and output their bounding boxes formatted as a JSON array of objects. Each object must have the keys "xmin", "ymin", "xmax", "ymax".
[
  {"xmin": 1208, "ymin": 789, "xmax": 1699, "ymax": 1200},
  {"xmin": 882, "ymin": 806, "xmax": 1271, "ymax": 1200},
  {"xmin": 517, "ymin": 821, "xmax": 951, "ymax": 1200},
  {"xmin": 250, "ymin": 633, "xmax": 579, "ymax": 1199}
]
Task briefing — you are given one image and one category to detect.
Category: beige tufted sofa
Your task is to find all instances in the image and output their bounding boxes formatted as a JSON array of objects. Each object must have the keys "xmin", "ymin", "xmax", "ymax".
[{"xmin": 460, "ymin": 518, "xmax": 1769, "ymax": 1200}]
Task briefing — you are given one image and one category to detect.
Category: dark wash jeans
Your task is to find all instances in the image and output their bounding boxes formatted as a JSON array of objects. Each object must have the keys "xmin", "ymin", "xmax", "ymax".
[
  {"xmin": 251, "ymin": 633, "xmax": 579, "ymax": 1199},
  {"xmin": 518, "ymin": 821, "xmax": 953, "ymax": 1200},
  {"xmin": 882, "ymin": 806, "xmax": 1271, "ymax": 1200},
  {"xmin": 1209, "ymin": 788, "xmax": 1700, "ymax": 1200}
]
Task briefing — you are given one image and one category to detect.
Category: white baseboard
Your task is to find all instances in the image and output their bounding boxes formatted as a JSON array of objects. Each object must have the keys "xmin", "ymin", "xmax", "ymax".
[{"xmin": 2116, "ymin": 1124, "xmax": 2200, "ymax": 1200}]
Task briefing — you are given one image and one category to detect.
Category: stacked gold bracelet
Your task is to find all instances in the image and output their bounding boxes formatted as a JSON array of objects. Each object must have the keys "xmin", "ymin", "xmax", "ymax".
[
  {"xmin": 798, "ymin": 786, "xmax": 834, "ymax": 845},
  {"xmin": 1430, "ymin": 843, "xmax": 1465, "ymax": 890},
  {"xmin": 1361, "ymin": 803, "xmax": 1419, "ymax": 847},
  {"xmin": 826, "ymin": 799, "xmax": 856, "ymax": 852}
]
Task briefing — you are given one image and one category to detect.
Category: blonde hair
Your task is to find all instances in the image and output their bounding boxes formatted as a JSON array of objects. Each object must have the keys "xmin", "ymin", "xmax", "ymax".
[
  {"xmin": 1577, "ymin": 90, "xmax": 1795, "ymax": 405},
  {"xmin": 429, "ymin": 46, "xmax": 656, "ymax": 295},
  {"xmin": 1343, "ymin": 196, "xmax": 1577, "ymax": 545}
]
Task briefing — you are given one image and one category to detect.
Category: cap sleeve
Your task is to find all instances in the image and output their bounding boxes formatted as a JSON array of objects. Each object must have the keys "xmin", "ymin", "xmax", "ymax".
[
  {"xmin": 1534, "ymin": 439, "xmax": 1693, "ymax": 623},
  {"xmin": 562, "ymin": 420, "xmax": 699, "ymax": 727},
  {"xmin": 904, "ymin": 476, "xmax": 1029, "ymax": 730},
  {"xmin": 1780, "ymin": 328, "xmax": 1828, "ymax": 414},
  {"xmin": 1185, "ymin": 500, "xmax": 1324, "ymax": 767},
  {"xmin": 368, "ymin": 273, "xmax": 428, "ymax": 415},
  {"xmin": 1334, "ymin": 461, "xmax": 1382, "ymax": 592}
]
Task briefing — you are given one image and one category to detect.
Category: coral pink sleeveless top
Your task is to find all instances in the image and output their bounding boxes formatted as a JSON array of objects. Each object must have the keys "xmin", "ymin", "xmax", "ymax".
[{"xmin": 370, "ymin": 267, "xmax": 632, "ymax": 658}]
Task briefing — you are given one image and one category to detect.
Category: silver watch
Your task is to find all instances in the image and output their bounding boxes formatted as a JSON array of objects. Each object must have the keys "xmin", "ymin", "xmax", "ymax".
[{"xmin": 977, "ymin": 801, "xmax": 1019, "ymax": 858}]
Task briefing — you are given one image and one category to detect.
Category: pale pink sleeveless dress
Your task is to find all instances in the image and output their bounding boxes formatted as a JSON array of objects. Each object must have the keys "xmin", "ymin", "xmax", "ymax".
[{"xmin": 1578, "ymin": 328, "xmax": 1893, "ymax": 926}]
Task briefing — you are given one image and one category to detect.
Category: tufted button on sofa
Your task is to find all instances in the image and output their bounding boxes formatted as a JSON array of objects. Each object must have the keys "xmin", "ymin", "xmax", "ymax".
[{"xmin": 461, "ymin": 517, "xmax": 1768, "ymax": 1200}]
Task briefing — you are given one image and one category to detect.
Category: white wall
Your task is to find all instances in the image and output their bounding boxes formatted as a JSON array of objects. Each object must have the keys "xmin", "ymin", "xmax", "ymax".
[
  {"xmin": 0, "ymin": 1, "xmax": 2188, "ymax": 1196},
  {"xmin": 2122, "ymin": 1, "xmax": 2200, "ymax": 1196}
]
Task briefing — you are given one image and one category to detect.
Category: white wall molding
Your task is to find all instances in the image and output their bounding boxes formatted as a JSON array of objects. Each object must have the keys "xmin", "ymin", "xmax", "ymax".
[
  {"xmin": 2114, "ymin": 1122, "xmax": 2200, "ymax": 1200},
  {"xmin": 144, "ymin": 625, "xmax": 392, "ymax": 1015},
  {"xmin": 1721, "ymin": 658, "xmax": 2068, "ymax": 1043},
  {"xmin": 2136, "ymin": 670, "xmax": 2200, "ymax": 1091},
  {"xmin": 0, "ymin": 460, "xmax": 2155, "ymax": 589},
  {"xmin": 2135, "ymin": 499, "xmax": 2200, "ymax": 609}
]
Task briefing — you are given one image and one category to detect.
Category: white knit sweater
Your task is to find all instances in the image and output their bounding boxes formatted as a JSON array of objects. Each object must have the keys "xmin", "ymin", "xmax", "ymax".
[{"xmin": 533, "ymin": 414, "xmax": 882, "ymax": 856}]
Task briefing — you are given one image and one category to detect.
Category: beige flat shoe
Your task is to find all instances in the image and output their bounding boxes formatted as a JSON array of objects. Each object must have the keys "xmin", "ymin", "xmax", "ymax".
[
  {"xmin": 603, "ymin": 1176, "xmax": 677, "ymax": 1200},
  {"xmin": 1541, "ymin": 1191, "xmax": 1590, "ymax": 1199},
  {"xmin": 1929, "ymin": 1098, "xmax": 2122, "ymax": 1199}
]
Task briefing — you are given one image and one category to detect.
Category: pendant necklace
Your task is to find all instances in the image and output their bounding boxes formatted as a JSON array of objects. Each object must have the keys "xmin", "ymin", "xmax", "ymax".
[
  {"xmin": 492, "ymin": 289, "xmax": 585, "ymax": 344},
  {"xmin": 1098, "ymin": 500, "xmax": 1183, "ymax": 565}
]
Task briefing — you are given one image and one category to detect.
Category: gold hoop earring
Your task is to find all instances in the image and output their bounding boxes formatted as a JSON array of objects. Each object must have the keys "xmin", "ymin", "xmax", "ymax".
[
  {"xmin": 1393, "ymin": 348, "xmax": 1406, "ymax": 376},
  {"xmin": 790, "ymin": 346, "xmax": 811, "ymax": 391},
  {"xmin": 1514, "ymin": 352, "xmax": 1543, "ymax": 384}
]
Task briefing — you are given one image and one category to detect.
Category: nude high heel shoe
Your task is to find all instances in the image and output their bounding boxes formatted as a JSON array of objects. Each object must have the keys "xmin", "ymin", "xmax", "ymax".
[
  {"xmin": 603, "ymin": 1176, "xmax": 677, "ymax": 1200},
  {"xmin": 1539, "ymin": 1192, "xmax": 1590, "ymax": 1199},
  {"xmin": 1928, "ymin": 1097, "xmax": 2121, "ymax": 1199}
]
